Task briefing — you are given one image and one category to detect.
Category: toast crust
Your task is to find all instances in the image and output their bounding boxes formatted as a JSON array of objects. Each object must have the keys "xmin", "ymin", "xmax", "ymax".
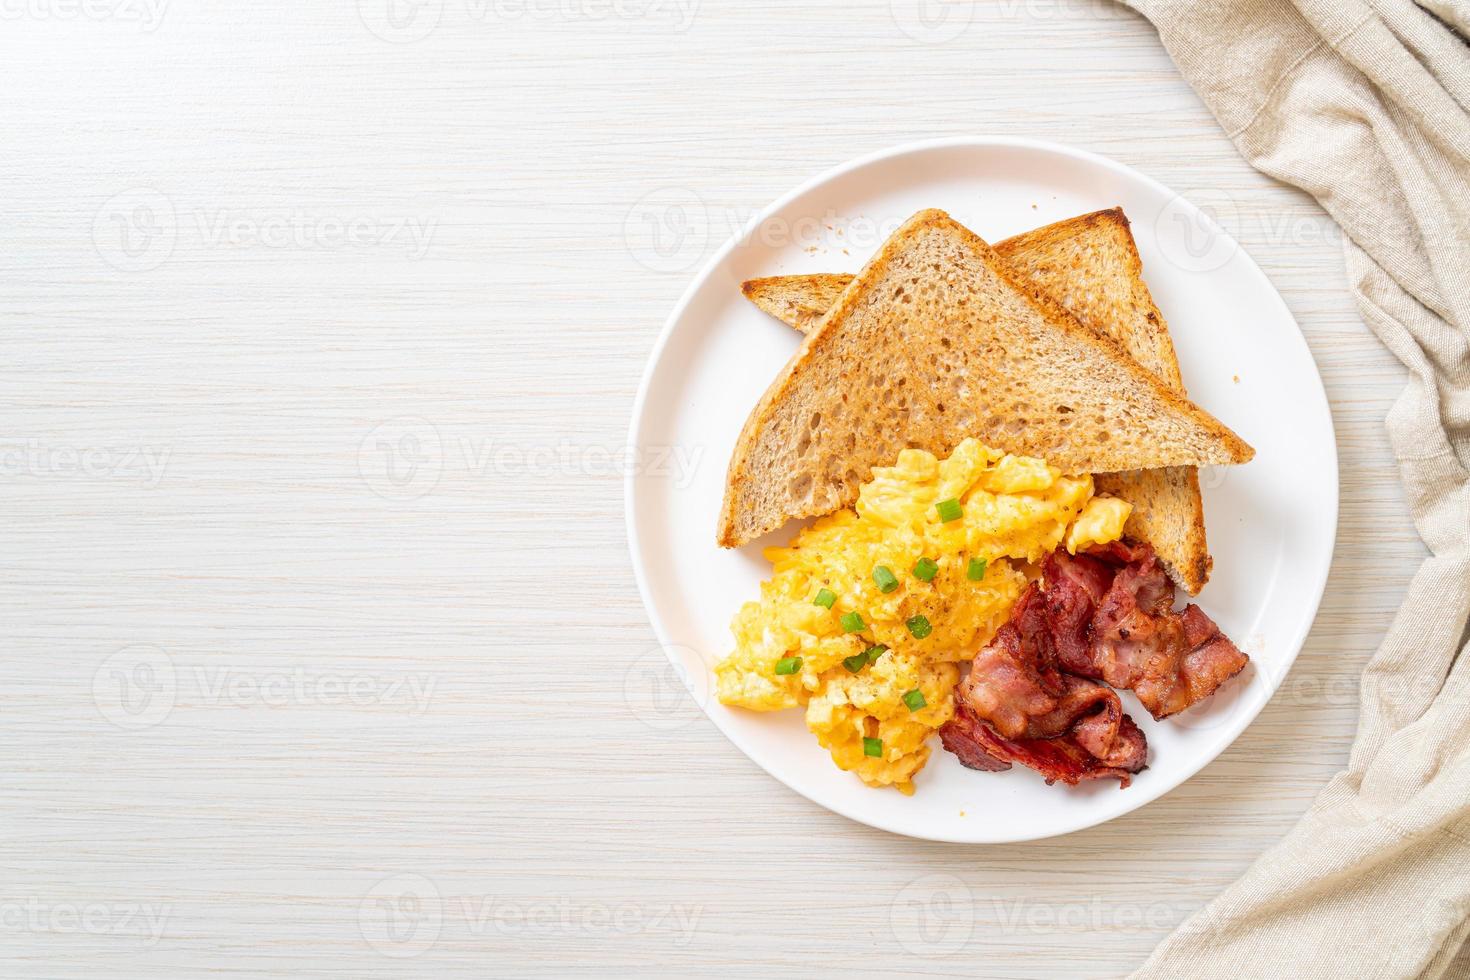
[{"xmin": 717, "ymin": 209, "xmax": 1253, "ymax": 553}]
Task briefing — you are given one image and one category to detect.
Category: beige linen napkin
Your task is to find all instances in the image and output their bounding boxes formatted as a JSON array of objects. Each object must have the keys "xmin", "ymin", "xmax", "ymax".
[{"xmin": 1112, "ymin": 0, "xmax": 1470, "ymax": 976}]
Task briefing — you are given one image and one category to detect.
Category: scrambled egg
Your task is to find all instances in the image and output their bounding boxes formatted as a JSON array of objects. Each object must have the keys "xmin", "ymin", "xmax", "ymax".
[
  {"xmin": 1066, "ymin": 496, "xmax": 1133, "ymax": 554},
  {"xmin": 715, "ymin": 439, "xmax": 1130, "ymax": 794}
]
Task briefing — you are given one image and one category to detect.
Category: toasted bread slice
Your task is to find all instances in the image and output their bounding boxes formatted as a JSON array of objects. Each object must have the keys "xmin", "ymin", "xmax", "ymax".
[
  {"xmin": 1002, "ymin": 211, "xmax": 1213, "ymax": 592},
  {"xmin": 741, "ymin": 273, "xmax": 852, "ymax": 334},
  {"xmin": 718, "ymin": 209, "xmax": 1253, "ymax": 551},
  {"xmin": 739, "ymin": 209, "xmax": 1214, "ymax": 592}
]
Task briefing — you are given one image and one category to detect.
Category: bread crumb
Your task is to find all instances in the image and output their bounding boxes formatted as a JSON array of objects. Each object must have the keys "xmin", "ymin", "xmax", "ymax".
[
  {"xmin": 959, "ymin": 810, "xmax": 966, "ymax": 817},
  {"xmin": 1233, "ymin": 374, "xmax": 1240, "ymax": 383},
  {"xmin": 1031, "ymin": 203, "xmax": 1038, "ymax": 209}
]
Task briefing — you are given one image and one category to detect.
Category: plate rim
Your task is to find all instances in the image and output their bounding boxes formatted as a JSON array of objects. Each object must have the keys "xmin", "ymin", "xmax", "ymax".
[{"xmin": 624, "ymin": 135, "xmax": 1340, "ymax": 843}]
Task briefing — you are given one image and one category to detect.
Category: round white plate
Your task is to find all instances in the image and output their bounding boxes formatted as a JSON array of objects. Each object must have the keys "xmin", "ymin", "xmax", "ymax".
[{"xmin": 625, "ymin": 137, "xmax": 1337, "ymax": 843}]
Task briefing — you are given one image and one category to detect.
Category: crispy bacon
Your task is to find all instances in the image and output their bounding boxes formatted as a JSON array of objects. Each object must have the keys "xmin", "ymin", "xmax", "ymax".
[
  {"xmin": 957, "ymin": 587, "xmax": 1060, "ymax": 739},
  {"xmin": 959, "ymin": 586, "xmax": 1124, "ymax": 741},
  {"xmin": 940, "ymin": 698, "xmax": 1148, "ymax": 787},
  {"xmin": 1040, "ymin": 550, "xmax": 1111, "ymax": 677},
  {"xmin": 937, "ymin": 539, "xmax": 1248, "ymax": 789},
  {"xmin": 937, "ymin": 707, "xmax": 1013, "ymax": 772},
  {"xmin": 941, "ymin": 584, "xmax": 1148, "ymax": 787},
  {"xmin": 1047, "ymin": 544, "xmax": 1249, "ymax": 720}
]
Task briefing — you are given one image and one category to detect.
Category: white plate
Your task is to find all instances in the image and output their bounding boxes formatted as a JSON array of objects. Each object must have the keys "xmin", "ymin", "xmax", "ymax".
[{"xmin": 625, "ymin": 137, "xmax": 1337, "ymax": 843}]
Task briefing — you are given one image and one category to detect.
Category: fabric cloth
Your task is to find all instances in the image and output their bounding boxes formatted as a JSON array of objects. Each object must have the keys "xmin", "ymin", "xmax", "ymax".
[{"xmin": 1111, "ymin": 1, "xmax": 1470, "ymax": 977}]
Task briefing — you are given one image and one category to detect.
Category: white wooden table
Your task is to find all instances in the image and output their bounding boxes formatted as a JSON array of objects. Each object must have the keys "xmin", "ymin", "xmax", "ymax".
[{"xmin": 0, "ymin": 2, "xmax": 1438, "ymax": 977}]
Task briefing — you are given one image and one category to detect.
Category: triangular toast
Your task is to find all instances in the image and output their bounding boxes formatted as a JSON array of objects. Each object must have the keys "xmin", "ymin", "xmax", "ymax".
[
  {"xmin": 740, "ymin": 209, "xmax": 1215, "ymax": 592},
  {"xmin": 717, "ymin": 209, "xmax": 1252, "ymax": 552}
]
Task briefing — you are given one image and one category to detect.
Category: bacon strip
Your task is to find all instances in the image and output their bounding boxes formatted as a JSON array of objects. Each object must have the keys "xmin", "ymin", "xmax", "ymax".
[
  {"xmin": 940, "ymin": 698, "xmax": 1148, "ymax": 787},
  {"xmin": 937, "ymin": 708, "xmax": 1013, "ymax": 772},
  {"xmin": 1045, "ymin": 543, "xmax": 1249, "ymax": 720},
  {"xmin": 937, "ymin": 539, "xmax": 1248, "ymax": 789},
  {"xmin": 940, "ymin": 584, "xmax": 1148, "ymax": 787}
]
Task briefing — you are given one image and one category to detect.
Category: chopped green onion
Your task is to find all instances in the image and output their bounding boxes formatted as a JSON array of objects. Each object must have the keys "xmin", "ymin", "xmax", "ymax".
[
  {"xmin": 839, "ymin": 611, "xmax": 866, "ymax": 633},
  {"xmin": 842, "ymin": 645, "xmax": 886, "ymax": 673},
  {"xmin": 906, "ymin": 615, "xmax": 932, "ymax": 639},
  {"xmin": 872, "ymin": 565, "xmax": 899, "ymax": 594},
  {"xmin": 902, "ymin": 689, "xmax": 928, "ymax": 711},
  {"xmin": 935, "ymin": 498, "xmax": 963, "ymax": 522},
  {"xmin": 912, "ymin": 557, "xmax": 939, "ymax": 582},
  {"xmin": 967, "ymin": 557, "xmax": 988, "ymax": 581},
  {"xmin": 774, "ymin": 657, "xmax": 801, "ymax": 676},
  {"xmin": 863, "ymin": 737, "xmax": 883, "ymax": 758},
  {"xmin": 813, "ymin": 588, "xmax": 836, "ymax": 609}
]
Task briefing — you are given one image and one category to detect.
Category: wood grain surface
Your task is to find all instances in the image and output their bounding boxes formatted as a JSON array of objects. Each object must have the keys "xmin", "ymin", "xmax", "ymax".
[{"xmin": 0, "ymin": 1, "xmax": 1439, "ymax": 977}]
